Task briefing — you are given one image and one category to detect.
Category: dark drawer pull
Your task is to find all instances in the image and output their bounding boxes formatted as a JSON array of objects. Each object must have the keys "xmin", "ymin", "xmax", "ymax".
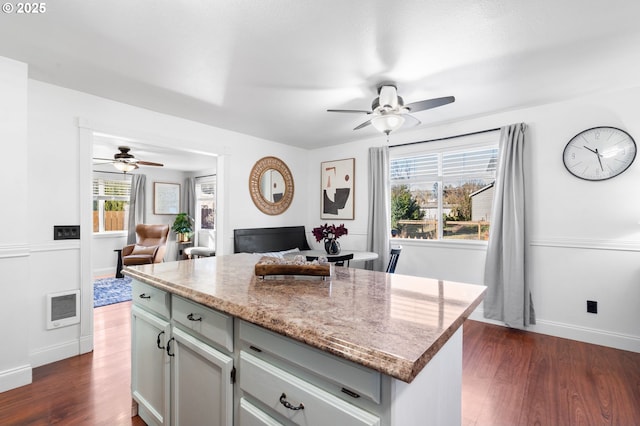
[
  {"xmin": 187, "ymin": 313, "xmax": 202, "ymax": 322},
  {"xmin": 341, "ymin": 387, "xmax": 360, "ymax": 399},
  {"xmin": 279, "ymin": 393, "xmax": 304, "ymax": 411},
  {"xmin": 167, "ymin": 337, "xmax": 175, "ymax": 357},
  {"xmin": 156, "ymin": 331, "xmax": 165, "ymax": 349},
  {"xmin": 139, "ymin": 293, "xmax": 151, "ymax": 299}
]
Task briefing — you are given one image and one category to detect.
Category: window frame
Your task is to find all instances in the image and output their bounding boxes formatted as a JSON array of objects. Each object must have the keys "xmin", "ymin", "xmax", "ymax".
[
  {"xmin": 92, "ymin": 172, "xmax": 132, "ymax": 235},
  {"xmin": 194, "ymin": 175, "xmax": 216, "ymax": 247},
  {"xmin": 390, "ymin": 131, "xmax": 500, "ymax": 245}
]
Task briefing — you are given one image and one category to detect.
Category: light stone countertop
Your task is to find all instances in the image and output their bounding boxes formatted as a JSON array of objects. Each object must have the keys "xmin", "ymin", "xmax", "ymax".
[{"xmin": 123, "ymin": 253, "xmax": 486, "ymax": 383}]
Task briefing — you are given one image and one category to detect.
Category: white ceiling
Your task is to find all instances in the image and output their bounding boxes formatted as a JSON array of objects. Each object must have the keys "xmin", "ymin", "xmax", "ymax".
[{"xmin": 2, "ymin": 0, "xmax": 640, "ymax": 154}]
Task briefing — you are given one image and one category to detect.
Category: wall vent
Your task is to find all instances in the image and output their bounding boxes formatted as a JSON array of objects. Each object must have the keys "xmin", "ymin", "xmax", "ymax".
[{"xmin": 46, "ymin": 290, "xmax": 80, "ymax": 330}]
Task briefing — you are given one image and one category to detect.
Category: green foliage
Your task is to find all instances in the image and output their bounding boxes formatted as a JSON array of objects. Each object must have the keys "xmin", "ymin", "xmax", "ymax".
[
  {"xmin": 171, "ymin": 212, "xmax": 193, "ymax": 234},
  {"xmin": 104, "ymin": 200, "xmax": 126, "ymax": 211},
  {"xmin": 391, "ymin": 185, "xmax": 424, "ymax": 231}
]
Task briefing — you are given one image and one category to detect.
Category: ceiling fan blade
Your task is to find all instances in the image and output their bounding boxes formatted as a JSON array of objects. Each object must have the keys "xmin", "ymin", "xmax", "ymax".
[
  {"xmin": 405, "ymin": 96, "xmax": 455, "ymax": 113},
  {"xmin": 403, "ymin": 114, "xmax": 422, "ymax": 127},
  {"xmin": 353, "ymin": 120, "xmax": 372, "ymax": 130},
  {"xmin": 93, "ymin": 157, "xmax": 116, "ymax": 162},
  {"xmin": 137, "ymin": 160, "xmax": 164, "ymax": 167},
  {"xmin": 327, "ymin": 109, "xmax": 371, "ymax": 114}
]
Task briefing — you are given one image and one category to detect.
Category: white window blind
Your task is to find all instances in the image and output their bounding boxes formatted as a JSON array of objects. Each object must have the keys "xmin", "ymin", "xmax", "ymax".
[
  {"xmin": 391, "ymin": 153, "xmax": 439, "ymax": 183},
  {"xmin": 93, "ymin": 175, "xmax": 131, "ymax": 199},
  {"xmin": 442, "ymin": 148, "xmax": 498, "ymax": 181}
]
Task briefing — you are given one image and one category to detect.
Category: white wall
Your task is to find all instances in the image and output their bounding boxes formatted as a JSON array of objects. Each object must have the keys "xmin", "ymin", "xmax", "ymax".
[
  {"xmin": 308, "ymin": 86, "xmax": 640, "ymax": 353},
  {"xmin": 0, "ymin": 57, "xmax": 31, "ymax": 392},
  {"xmin": 0, "ymin": 63, "xmax": 310, "ymax": 392}
]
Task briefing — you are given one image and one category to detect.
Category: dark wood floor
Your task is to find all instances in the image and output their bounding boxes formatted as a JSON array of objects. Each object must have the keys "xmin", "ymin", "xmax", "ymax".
[
  {"xmin": 0, "ymin": 304, "xmax": 638, "ymax": 425},
  {"xmin": 0, "ymin": 301, "xmax": 145, "ymax": 426},
  {"xmin": 462, "ymin": 320, "xmax": 640, "ymax": 426}
]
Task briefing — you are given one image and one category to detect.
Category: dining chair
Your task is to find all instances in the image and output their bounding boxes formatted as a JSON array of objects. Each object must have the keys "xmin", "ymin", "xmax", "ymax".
[{"xmin": 386, "ymin": 246, "xmax": 402, "ymax": 273}]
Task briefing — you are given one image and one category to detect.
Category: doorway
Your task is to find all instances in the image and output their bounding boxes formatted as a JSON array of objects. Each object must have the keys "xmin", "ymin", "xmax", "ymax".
[{"xmin": 80, "ymin": 124, "xmax": 221, "ymax": 355}]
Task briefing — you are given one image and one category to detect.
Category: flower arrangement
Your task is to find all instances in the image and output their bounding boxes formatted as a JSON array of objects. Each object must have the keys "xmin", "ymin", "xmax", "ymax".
[{"xmin": 312, "ymin": 223, "xmax": 348, "ymax": 242}]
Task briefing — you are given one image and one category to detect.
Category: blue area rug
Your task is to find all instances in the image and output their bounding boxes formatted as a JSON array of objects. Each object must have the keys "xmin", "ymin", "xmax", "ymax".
[{"xmin": 94, "ymin": 276, "xmax": 132, "ymax": 308}]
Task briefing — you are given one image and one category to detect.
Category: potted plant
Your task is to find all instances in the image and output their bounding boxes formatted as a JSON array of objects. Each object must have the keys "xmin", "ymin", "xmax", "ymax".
[
  {"xmin": 172, "ymin": 213, "xmax": 193, "ymax": 242},
  {"xmin": 312, "ymin": 223, "xmax": 348, "ymax": 255}
]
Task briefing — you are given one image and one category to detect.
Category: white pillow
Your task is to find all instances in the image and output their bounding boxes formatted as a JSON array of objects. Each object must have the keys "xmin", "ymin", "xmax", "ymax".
[{"xmin": 255, "ymin": 247, "xmax": 300, "ymax": 258}]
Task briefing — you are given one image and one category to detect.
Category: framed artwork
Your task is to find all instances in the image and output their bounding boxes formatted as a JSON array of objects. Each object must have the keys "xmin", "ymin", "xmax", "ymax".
[
  {"xmin": 321, "ymin": 158, "xmax": 354, "ymax": 220},
  {"xmin": 154, "ymin": 182, "xmax": 181, "ymax": 215}
]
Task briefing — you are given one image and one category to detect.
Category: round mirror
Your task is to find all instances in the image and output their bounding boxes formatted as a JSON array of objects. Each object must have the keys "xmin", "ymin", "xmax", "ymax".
[
  {"xmin": 249, "ymin": 156, "xmax": 294, "ymax": 215},
  {"xmin": 259, "ymin": 169, "xmax": 285, "ymax": 202}
]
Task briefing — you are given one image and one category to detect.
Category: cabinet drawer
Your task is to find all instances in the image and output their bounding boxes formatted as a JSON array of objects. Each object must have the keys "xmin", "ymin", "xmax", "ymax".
[
  {"xmin": 240, "ymin": 321, "xmax": 380, "ymax": 403},
  {"xmin": 240, "ymin": 351, "xmax": 380, "ymax": 426},
  {"xmin": 172, "ymin": 295, "xmax": 233, "ymax": 352},
  {"xmin": 239, "ymin": 398, "xmax": 283, "ymax": 426},
  {"xmin": 132, "ymin": 280, "xmax": 170, "ymax": 319}
]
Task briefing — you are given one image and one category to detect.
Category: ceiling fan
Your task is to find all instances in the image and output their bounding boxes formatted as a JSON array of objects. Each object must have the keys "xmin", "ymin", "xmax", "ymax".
[
  {"xmin": 328, "ymin": 83, "xmax": 455, "ymax": 135},
  {"xmin": 94, "ymin": 146, "xmax": 164, "ymax": 173}
]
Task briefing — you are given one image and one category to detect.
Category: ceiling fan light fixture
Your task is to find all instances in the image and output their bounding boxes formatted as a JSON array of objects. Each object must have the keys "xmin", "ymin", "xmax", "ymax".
[
  {"xmin": 113, "ymin": 162, "xmax": 137, "ymax": 173},
  {"xmin": 378, "ymin": 85, "xmax": 398, "ymax": 109},
  {"xmin": 371, "ymin": 113, "xmax": 405, "ymax": 135}
]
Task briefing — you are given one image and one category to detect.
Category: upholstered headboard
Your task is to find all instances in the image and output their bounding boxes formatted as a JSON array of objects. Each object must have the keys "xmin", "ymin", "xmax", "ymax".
[{"xmin": 233, "ymin": 226, "xmax": 311, "ymax": 254}]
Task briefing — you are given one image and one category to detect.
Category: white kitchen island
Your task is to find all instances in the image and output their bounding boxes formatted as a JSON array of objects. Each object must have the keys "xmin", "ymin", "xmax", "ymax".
[{"xmin": 123, "ymin": 253, "xmax": 486, "ymax": 426}]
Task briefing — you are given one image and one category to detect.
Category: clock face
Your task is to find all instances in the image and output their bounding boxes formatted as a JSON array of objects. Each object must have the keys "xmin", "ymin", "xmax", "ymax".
[{"xmin": 563, "ymin": 126, "xmax": 636, "ymax": 181}]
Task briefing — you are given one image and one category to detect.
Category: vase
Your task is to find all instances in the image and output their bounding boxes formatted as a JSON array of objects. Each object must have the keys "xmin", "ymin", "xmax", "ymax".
[{"xmin": 324, "ymin": 238, "xmax": 341, "ymax": 255}]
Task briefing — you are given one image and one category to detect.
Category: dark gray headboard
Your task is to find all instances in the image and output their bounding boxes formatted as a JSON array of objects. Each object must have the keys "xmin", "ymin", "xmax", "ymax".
[{"xmin": 233, "ymin": 226, "xmax": 311, "ymax": 253}]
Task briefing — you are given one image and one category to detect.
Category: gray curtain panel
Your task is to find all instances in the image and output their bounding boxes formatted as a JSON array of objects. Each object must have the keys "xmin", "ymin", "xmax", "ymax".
[
  {"xmin": 483, "ymin": 123, "xmax": 535, "ymax": 328},
  {"xmin": 183, "ymin": 177, "xmax": 196, "ymax": 243},
  {"xmin": 183, "ymin": 177, "xmax": 196, "ymax": 219},
  {"xmin": 366, "ymin": 146, "xmax": 391, "ymax": 272},
  {"xmin": 126, "ymin": 174, "xmax": 146, "ymax": 245}
]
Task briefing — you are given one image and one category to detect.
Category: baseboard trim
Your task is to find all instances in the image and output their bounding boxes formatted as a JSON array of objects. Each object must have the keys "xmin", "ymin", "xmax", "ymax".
[
  {"xmin": 93, "ymin": 267, "xmax": 116, "ymax": 278},
  {"xmin": 0, "ymin": 364, "xmax": 32, "ymax": 393},
  {"xmin": 79, "ymin": 334, "xmax": 94, "ymax": 355},
  {"xmin": 29, "ymin": 339, "xmax": 80, "ymax": 368},
  {"xmin": 469, "ymin": 307, "xmax": 640, "ymax": 353}
]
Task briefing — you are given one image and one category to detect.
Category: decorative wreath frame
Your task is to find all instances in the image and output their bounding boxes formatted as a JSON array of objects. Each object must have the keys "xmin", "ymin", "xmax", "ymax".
[{"xmin": 249, "ymin": 156, "xmax": 294, "ymax": 215}]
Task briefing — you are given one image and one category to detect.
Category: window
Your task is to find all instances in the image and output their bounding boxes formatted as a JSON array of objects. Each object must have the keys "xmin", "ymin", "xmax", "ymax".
[
  {"xmin": 93, "ymin": 173, "xmax": 131, "ymax": 233},
  {"xmin": 390, "ymin": 133, "xmax": 499, "ymax": 241},
  {"xmin": 194, "ymin": 175, "xmax": 216, "ymax": 248}
]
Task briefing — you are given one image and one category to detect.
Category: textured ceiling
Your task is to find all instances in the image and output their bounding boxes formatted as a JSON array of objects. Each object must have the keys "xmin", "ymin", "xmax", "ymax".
[{"xmin": 2, "ymin": 0, "xmax": 640, "ymax": 152}]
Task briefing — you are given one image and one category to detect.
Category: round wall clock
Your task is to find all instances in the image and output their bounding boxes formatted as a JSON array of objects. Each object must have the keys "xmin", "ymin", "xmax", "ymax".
[{"xmin": 563, "ymin": 126, "xmax": 636, "ymax": 181}]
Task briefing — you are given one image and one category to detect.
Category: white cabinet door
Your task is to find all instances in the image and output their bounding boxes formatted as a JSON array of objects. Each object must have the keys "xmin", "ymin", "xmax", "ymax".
[
  {"xmin": 171, "ymin": 327, "xmax": 234, "ymax": 426},
  {"xmin": 132, "ymin": 305, "xmax": 171, "ymax": 426},
  {"xmin": 239, "ymin": 398, "xmax": 283, "ymax": 426}
]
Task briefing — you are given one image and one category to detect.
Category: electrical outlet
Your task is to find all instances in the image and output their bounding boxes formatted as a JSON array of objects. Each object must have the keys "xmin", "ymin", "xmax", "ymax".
[
  {"xmin": 54, "ymin": 225, "xmax": 81, "ymax": 240},
  {"xmin": 587, "ymin": 300, "xmax": 598, "ymax": 314}
]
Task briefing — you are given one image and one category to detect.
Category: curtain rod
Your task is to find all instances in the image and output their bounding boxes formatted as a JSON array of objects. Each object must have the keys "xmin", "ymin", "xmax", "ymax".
[
  {"xmin": 389, "ymin": 127, "xmax": 501, "ymax": 149},
  {"xmin": 196, "ymin": 173, "xmax": 216, "ymax": 179}
]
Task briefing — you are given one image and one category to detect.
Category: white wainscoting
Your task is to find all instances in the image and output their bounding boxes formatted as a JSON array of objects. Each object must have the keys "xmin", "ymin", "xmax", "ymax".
[{"xmin": 470, "ymin": 236, "xmax": 640, "ymax": 353}]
